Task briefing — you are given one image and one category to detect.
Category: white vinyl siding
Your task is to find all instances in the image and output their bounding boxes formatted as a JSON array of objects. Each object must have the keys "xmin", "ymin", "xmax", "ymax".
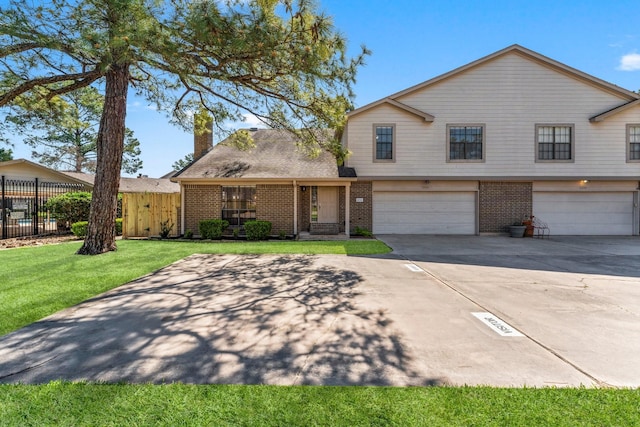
[
  {"xmin": 532, "ymin": 192, "xmax": 634, "ymax": 235},
  {"xmin": 346, "ymin": 53, "xmax": 639, "ymax": 178},
  {"xmin": 373, "ymin": 191, "xmax": 476, "ymax": 234}
]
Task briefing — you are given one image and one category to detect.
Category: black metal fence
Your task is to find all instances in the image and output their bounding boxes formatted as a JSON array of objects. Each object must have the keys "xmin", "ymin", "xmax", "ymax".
[{"xmin": 1, "ymin": 176, "xmax": 85, "ymax": 240}]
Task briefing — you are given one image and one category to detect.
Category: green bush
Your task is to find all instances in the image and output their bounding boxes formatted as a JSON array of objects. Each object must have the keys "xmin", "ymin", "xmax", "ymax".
[
  {"xmin": 353, "ymin": 226, "xmax": 373, "ymax": 238},
  {"xmin": 45, "ymin": 192, "xmax": 92, "ymax": 225},
  {"xmin": 159, "ymin": 219, "xmax": 174, "ymax": 239},
  {"xmin": 71, "ymin": 221, "xmax": 88, "ymax": 238},
  {"xmin": 115, "ymin": 218, "xmax": 123, "ymax": 236},
  {"xmin": 244, "ymin": 220, "xmax": 272, "ymax": 241},
  {"xmin": 199, "ymin": 219, "xmax": 229, "ymax": 239}
]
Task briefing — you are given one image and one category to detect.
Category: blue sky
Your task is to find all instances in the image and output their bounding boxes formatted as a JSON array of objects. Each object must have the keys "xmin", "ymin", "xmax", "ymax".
[{"xmin": 5, "ymin": 0, "xmax": 640, "ymax": 177}]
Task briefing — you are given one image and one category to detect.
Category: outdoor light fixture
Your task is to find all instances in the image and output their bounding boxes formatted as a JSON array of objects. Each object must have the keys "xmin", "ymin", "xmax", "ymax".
[
  {"xmin": 301, "ymin": 186, "xmax": 307, "ymax": 192},
  {"xmin": 581, "ymin": 179, "xmax": 589, "ymax": 184}
]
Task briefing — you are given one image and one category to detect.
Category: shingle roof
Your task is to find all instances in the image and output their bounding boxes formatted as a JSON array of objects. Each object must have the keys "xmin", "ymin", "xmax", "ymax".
[
  {"xmin": 61, "ymin": 171, "xmax": 179, "ymax": 193},
  {"xmin": 174, "ymin": 129, "xmax": 340, "ymax": 180}
]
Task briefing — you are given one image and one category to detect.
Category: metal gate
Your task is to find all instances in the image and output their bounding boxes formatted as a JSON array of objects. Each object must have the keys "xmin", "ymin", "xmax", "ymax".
[{"xmin": 1, "ymin": 176, "xmax": 85, "ymax": 240}]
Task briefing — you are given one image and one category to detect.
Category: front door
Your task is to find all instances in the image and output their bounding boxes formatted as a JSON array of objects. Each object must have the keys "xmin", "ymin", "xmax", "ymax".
[{"xmin": 317, "ymin": 187, "xmax": 338, "ymax": 223}]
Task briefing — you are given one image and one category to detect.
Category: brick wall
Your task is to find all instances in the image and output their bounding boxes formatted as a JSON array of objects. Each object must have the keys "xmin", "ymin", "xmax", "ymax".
[
  {"xmin": 256, "ymin": 184, "xmax": 294, "ymax": 235},
  {"xmin": 350, "ymin": 181, "xmax": 372, "ymax": 232},
  {"xmin": 339, "ymin": 187, "xmax": 346, "ymax": 232},
  {"xmin": 298, "ymin": 187, "xmax": 311, "ymax": 233},
  {"xmin": 479, "ymin": 181, "xmax": 532, "ymax": 233},
  {"xmin": 184, "ymin": 184, "xmax": 221, "ymax": 236}
]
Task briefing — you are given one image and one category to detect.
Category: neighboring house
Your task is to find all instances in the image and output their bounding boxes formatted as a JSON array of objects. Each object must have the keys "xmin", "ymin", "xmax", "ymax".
[
  {"xmin": 175, "ymin": 44, "xmax": 640, "ymax": 237},
  {"xmin": 61, "ymin": 171, "xmax": 179, "ymax": 194},
  {"xmin": 343, "ymin": 44, "xmax": 640, "ymax": 236},
  {"xmin": 0, "ymin": 159, "xmax": 92, "ymax": 239}
]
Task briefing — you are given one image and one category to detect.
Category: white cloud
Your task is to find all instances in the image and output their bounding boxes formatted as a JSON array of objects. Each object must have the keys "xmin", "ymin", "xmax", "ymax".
[
  {"xmin": 618, "ymin": 53, "xmax": 640, "ymax": 71},
  {"xmin": 241, "ymin": 113, "xmax": 264, "ymax": 128}
]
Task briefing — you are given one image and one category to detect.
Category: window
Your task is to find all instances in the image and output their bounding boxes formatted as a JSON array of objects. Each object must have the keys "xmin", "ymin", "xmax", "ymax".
[
  {"xmin": 628, "ymin": 124, "xmax": 640, "ymax": 162},
  {"xmin": 536, "ymin": 124, "xmax": 573, "ymax": 161},
  {"xmin": 221, "ymin": 186, "xmax": 256, "ymax": 227},
  {"xmin": 374, "ymin": 125, "xmax": 394, "ymax": 161},
  {"xmin": 447, "ymin": 124, "xmax": 484, "ymax": 161}
]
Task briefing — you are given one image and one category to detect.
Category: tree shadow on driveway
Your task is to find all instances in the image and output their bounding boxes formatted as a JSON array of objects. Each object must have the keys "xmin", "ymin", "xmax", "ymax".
[{"xmin": 0, "ymin": 254, "xmax": 443, "ymax": 386}]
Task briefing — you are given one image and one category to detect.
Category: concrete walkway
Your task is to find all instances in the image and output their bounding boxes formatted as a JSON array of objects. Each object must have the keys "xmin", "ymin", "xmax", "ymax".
[{"xmin": 1, "ymin": 236, "xmax": 639, "ymax": 387}]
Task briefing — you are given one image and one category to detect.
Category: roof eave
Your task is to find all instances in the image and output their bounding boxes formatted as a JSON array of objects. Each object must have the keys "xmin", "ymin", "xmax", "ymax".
[
  {"xmin": 349, "ymin": 44, "xmax": 640, "ymax": 118},
  {"xmin": 590, "ymin": 99, "xmax": 640, "ymax": 122}
]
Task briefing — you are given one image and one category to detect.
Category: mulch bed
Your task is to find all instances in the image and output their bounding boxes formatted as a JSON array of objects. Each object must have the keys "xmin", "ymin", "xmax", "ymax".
[{"xmin": 0, "ymin": 234, "xmax": 79, "ymax": 250}]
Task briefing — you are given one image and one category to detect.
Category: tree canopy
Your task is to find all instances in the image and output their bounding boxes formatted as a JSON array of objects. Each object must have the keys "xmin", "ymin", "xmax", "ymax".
[
  {"xmin": 3, "ymin": 87, "xmax": 142, "ymax": 174},
  {"xmin": 0, "ymin": 0, "xmax": 368, "ymax": 254},
  {"xmin": 0, "ymin": 147, "xmax": 12, "ymax": 161}
]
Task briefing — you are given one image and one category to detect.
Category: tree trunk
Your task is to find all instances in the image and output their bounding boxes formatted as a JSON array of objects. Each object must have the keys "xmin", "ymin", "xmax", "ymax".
[{"xmin": 77, "ymin": 64, "xmax": 129, "ymax": 255}]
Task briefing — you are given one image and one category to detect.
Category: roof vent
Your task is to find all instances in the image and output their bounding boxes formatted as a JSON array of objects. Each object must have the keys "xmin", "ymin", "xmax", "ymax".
[{"xmin": 249, "ymin": 127, "xmax": 259, "ymax": 131}]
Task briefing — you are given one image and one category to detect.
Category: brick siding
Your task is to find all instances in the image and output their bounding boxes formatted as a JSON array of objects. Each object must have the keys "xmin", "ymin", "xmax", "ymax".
[
  {"xmin": 479, "ymin": 181, "xmax": 532, "ymax": 233},
  {"xmin": 256, "ymin": 184, "xmax": 294, "ymax": 235},
  {"xmin": 349, "ymin": 181, "xmax": 372, "ymax": 233},
  {"xmin": 184, "ymin": 184, "xmax": 221, "ymax": 236},
  {"xmin": 298, "ymin": 187, "xmax": 311, "ymax": 232}
]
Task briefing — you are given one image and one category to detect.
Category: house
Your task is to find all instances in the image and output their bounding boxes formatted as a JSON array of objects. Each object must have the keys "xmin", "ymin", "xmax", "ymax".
[
  {"xmin": 172, "ymin": 129, "xmax": 364, "ymax": 237},
  {"xmin": 175, "ymin": 44, "xmax": 640, "ymax": 237}
]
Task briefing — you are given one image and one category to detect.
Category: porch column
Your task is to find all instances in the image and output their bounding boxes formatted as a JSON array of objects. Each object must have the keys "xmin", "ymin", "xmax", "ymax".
[
  {"xmin": 345, "ymin": 183, "xmax": 350, "ymax": 238},
  {"xmin": 293, "ymin": 180, "xmax": 298, "ymax": 236}
]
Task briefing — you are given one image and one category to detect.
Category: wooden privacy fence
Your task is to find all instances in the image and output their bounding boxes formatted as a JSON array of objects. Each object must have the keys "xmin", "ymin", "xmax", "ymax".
[{"xmin": 122, "ymin": 193, "xmax": 180, "ymax": 238}]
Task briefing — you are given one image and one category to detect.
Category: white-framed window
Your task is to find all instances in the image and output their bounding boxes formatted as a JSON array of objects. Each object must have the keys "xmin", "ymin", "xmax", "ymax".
[
  {"xmin": 627, "ymin": 124, "xmax": 640, "ymax": 162},
  {"xmin": 536, "ymin": 124, "xmax": 574, "ymax": 161},
  {"xmin": 373, "ymin": 124, "xmax": 395, "ymax": 162},
  {"xmin": 447, "ymin": 124, "xmax": 485, "ymax": 162}
]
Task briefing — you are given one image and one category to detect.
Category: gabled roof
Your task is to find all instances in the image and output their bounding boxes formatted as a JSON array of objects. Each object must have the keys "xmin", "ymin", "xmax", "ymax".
[
  {"xmin": 61, "ymin": 171, "xmax": 179, "ymax": 193},
  {"xmin": 348, "ymin": 44, "xmax": 640, "ymax": 117},
  {"xmin": 173, "ymin": 129, "xmax": 340, "ymax": 180},
  {"xmin": 349, "ymin": 98, "xmax": 435, "ymax": 121},
  {"xmin": 590, "ymin": 99, "xmax": 640, "ymax": 122},
  {"xmin": 0, "ymin": 159, "xmax": 93, "ymax": 187}
]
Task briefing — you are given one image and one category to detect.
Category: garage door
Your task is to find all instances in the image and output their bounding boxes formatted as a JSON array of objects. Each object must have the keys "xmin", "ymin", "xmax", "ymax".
[
  {"xmin": 533, "ymin": 192, "xmax": 634, "ymax": 235},
  {"xmin": 373, "ymin": 191, "xmax": 476, "ymax": 234}
]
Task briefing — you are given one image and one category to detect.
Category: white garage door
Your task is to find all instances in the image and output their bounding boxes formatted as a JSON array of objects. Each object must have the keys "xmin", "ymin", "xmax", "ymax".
[
  {"xmin": 533, "ymin": 192, "xmax": 634, "ymax": 235},
  {"xmin": 373, "ymin": 191, "xmax": 476, "ymax": 234}
]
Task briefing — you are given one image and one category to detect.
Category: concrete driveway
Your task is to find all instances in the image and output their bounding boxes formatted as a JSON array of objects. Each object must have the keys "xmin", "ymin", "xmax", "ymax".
[{"xmin": 0, "ymin": 236, "xmax": 639, "ymax": 387}]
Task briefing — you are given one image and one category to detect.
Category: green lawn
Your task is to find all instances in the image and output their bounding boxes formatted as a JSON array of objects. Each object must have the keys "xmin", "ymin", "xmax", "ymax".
[
  {"xmin": 0, "ymin": 239, "xmax": 390, "ymax": 336},
  {"xmin": 1, "ymin": 383, "xmax": 638, "ymax": 426},
  {"xmin": 1, "ymin": 239, "xmax": 638, "ymax": 426}
]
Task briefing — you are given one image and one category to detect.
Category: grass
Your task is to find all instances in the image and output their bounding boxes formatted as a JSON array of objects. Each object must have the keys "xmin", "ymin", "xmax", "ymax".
[
  {"xmin": 1, "ymin": 239, "xmax": 638, "ymax": 426},
  {"xmin": 1, "ymin": 383, "xmax": 638, "ymax": 426},
  {"xmin": 0, "ymin": 238, "xmax": 390, "ymax": 336}
]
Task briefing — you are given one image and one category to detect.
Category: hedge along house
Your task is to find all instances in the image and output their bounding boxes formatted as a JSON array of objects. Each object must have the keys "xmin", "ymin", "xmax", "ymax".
[{"xmin": 172, "ymin": 128, "xmax": 366, "ymax": 238}]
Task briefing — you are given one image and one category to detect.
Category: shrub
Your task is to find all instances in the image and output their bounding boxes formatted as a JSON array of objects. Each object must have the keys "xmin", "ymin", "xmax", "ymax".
[
  {"xmin": 199, "ymin": 219, "xmax": 229, "ymax": 239},
  {"xmin": 184, "ymin": 229, "xmax": 193, "ymax": 239},
  {"xmin": 115, "ymin": 218, "xmax": 123, "ymax": 236},
  {"xmin": 71, "ymin": 221, "xmax": 88, "ymax": 238},
  {"xmin": 45, "ymin": 192, "xmax": 91, "ymax": 225},
  {"xmin": 159, "ymin": 219, "xmax": 174, "ymax": 239},
  {"xmin": 244, "ymin": 220, "xmax": 272, "ymax": 241},
  {"xmin": 353, "ymin": 226, "xmax": 373, "ymax": 238}
]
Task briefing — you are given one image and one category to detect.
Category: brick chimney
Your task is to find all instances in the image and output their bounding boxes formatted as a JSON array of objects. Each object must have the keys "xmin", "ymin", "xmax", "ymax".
[{"xmin": 193, "ymin": 113, "xmax": 213, "ymax": 159}]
